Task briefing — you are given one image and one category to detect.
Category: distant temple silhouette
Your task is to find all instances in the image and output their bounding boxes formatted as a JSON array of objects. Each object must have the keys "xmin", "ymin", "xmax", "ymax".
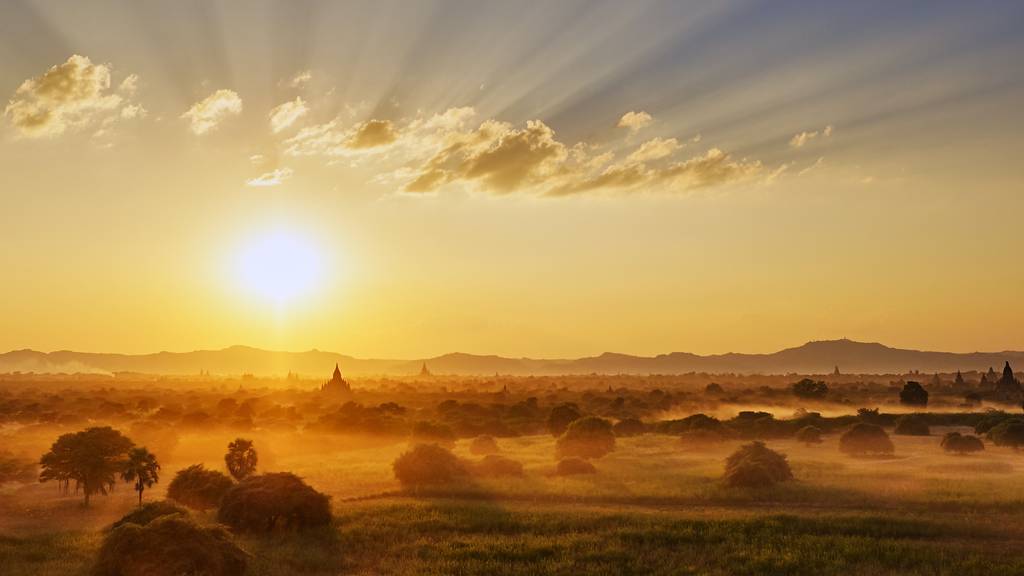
[
  {"xmin": 321, "ymin": 363, "xmax": 351, "ymax": 395},
  {"xmin": 419, "ymin": 362, "xmax": 432, "ymax": 378},
  {"xmin": 995, "ymin": 361, "xmax": 1020, "ymax": 399}
]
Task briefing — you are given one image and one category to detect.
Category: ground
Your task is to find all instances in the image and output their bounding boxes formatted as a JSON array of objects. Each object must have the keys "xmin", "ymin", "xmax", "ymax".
[{"xmin": 4, "ymin": 429, "xmax": 1024, "ymax": 575}]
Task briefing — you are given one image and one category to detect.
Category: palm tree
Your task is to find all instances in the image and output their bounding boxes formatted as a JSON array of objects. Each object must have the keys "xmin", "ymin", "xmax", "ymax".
[
  {"xmin": 225, "ymin": 438, "xmax": 258, "ymax": 481},
  {"xmin": 121, "ymin": 447, "xmax": 161, "ymax": 506}
]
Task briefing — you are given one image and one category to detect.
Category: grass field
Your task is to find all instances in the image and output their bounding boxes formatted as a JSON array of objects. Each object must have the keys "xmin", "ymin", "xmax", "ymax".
[{"xmin": 5, "ymin": 429, "xmax": 1024, "ymax": 575}]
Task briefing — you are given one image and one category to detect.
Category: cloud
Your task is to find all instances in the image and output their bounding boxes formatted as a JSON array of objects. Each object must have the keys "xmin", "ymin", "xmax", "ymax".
[
  {"xmin": 181, "ymin": 89, "xmax": 242, "ymax": 135},
  {"xmin": 245, "ymin": 167, "xmax": 293, "ymax": 187},
  {"xmin": 617, "ymin": 110, "xmax": 652, "ymax": 132},
  {"xmin": 3, "ymin": 54, "xmax": 141, "ymax": 138},
  {"xmin": 656, "ymin": 148, "xmax": 762, "ymax": 189},
  {"xmin": 269, "ymin": 97, "xmax": 308, "ymax": 133},
  {"xmin": 346, "ymin": 119, "xmax": 398, "ymax": 149},
  {"xmin": 626, "ymin": 137, "xmax": 680, "ymax": 163},
  {"xmin": 789, "ymin": 124, "xmax": 834, "ymax": 148},
  {"xmin": 287, "ymin": 70, "xmax": 312, "ymax": 88},
  {"xmin": 797, "ymin": 156, "xmax": 824, "ymax": 176},
  {"xmin": 284, "ymin": 118, "xmax": 399, "ymax": 156}
]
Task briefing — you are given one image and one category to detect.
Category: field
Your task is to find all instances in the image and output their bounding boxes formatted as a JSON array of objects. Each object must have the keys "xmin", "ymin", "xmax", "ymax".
[{"xmin": 3, "ymin": 375, "xmax": 1024, "ymax": 575}]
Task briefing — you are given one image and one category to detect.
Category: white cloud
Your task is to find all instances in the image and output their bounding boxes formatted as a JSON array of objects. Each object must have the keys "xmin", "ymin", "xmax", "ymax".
[
  {"xmin": 288, "ymin": 70, "xmax": 312, "ymax": 88},
  {"xmin": 798, "ymin": 156, "xmax": 824, "ymax": 176},
  {"xmin": 3, "ymin": 54, "xmax": 141, "ymax": 138},
  {"xmin": 617, "ymin": 110, "xmax": 652, "ymax": 132},
  {"xmin": 626, "ymin": 137, "xmax": 681, "ymax": 163},
  {"xmin": 181, "ymin": 89, "xmax": 242, "ymax": 135},
  {"xmin": 245, "ymin": 167, "xmax": 293, "ymax": 187},
  {"xmin": 268, "ymin": 97, "xmax": 308, "ymax": 133},
  {"xmin": 790, "ymin": 124, "xmax": 834, "ymax": 148}
]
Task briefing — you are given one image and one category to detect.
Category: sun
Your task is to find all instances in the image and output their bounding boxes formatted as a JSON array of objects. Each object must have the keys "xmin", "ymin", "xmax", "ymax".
[{"xmin": 235, "ymin": 230, "xmax": 323, "ymax": 305}]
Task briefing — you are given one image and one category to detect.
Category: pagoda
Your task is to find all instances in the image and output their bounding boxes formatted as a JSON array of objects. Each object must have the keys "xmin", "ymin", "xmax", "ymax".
[
  {"xmin": 419, "ymin": 362, "xmax": 432, "ymax": 378},
  {"xmin": 321, "ymin": 363, "xmax": 351, "ymax": 396},
  {"xmin": 995, "ymin": 361, "xmax": 1020, "ymax": 399}
]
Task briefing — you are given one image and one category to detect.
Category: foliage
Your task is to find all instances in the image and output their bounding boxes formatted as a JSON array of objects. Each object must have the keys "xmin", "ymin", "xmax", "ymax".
[
  {"xmin": 899, "ymin": 381, "xmax": 929, "ymax": 406},
  {"xmin": 792, "ymin": 378, "xmax": 829, "ymax": 399},
  {"xmin": 121, "ymin": 447, "xmax": 160, "ymax": 506},
  {"xmin": 472, "ymin": 454, "xmax": 524, "ymax": 477},
  {"xmin": 468, "ymin": 435, "xmax": 500, "ymax": 455},
  {"xmin": 217, "ymin": 473, "xmax": 331, "ymax": 532},
  {"xmin": 612, "ymin": 417, "xmax": 646, "ymax": 437},
  {"xmin": 546, "ymin": 403, "xmax": 582, "ymax": 437},
  {"xmin": 839, "ymin": 423, "xmax": 894, "ymax": 456},
  {"xmin": 411, "ymin": 421, "xmax": 457, "ymax": 447},
  {"xmin": 392, "ymin": 443, "xmax": 467, "ymax": 488},
  {"xmin": 894, "ymin": 414, "xmax": 930, "ymax": 436},
  {"xmin": 167, "ymin": 464, "xmax": 234, "ymax": 511},
  {"xmin": 94, "ymin": 515, "xmax": 247, "ymax": 576},
  {"xmin": 794, "ymin": 425, "xmax": 823, "ymax": 445},
  {"xmin": 110, "ymin": 501, "xmax": 188, "ymax": 530},
  {"xmin": 555, "ymin": 416, "xmax": 616, "ymax": 460},
  {"xmin": 940, "ymin": 432, "xmax": 985, "ymax": 455},
  {"xmin": 987, "ymin": 419, "xmax": 1024, "ymax": 449},
  {"xmin": 224, "ymin": 438, "xmax": 258, "ymax": 481},
  {"xmin": 554, "ymin": 457, "xmax": 597, "ymax": 476},
  {"xmin": 722, "ymin": 441, "xmax": 793, "ymax": 487},
  {"xmin": 679, "ymin": 427, "xmax": 734, "ymax": 447},
  {"xmin": 39, "ymin": 426, "xmax": 135, "ymax": 506}
]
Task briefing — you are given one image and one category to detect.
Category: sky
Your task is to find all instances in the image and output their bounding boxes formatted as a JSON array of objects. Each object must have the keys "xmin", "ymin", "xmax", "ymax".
[{"xmin": 1, "ymin": 0, "xmax": 1023, "ymax": 359}]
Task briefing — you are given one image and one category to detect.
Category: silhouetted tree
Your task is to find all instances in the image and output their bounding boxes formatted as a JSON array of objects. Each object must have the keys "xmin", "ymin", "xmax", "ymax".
[
  {"xmin": 612, "ymin": 417, "xmax": 646, "ymax": 437},
  {"xmin": 723, "ymin": 442, "xmax": 793, "ymax": 487},
  {"xmin": 791, "ymin": 378, "xmax": 828, "ymax": 399},
  {"xmin": 224, "ymin": 438, "xmax": 257, "ymax": 481},
  {"xmin": 39, "ymin": 426, "xmax": 134, "ymax": 506},
  {"xmin": 95, "ymin": 514, "xmax": 247, "ymax": 576},
  {"xmin": 121, "ymin": 447, "xmax": 160, "ymax": 507},
  {"xmin": 894, "ymin": 414, "xmax": 930, "ymax": 436},
  {"xmin": 794, "ymin": 425, "xmax": 823, "ymax": 445},
  {"xmin": 167, "ymin": 464, "xmax": 234, "ymax": 510},
  {"xmin": 988, "ymin": 420, "xmax": 1024, "ymax": 450},
  {"xmin": 839, "ymin": 423, "xmax": 894, "ymax": 456},
  {"xmin": 940, "ymin": 432, "xmax": 985, "ymax": 455},
  {"xmin": 556, "ymin": 416, "xmax": 616, "ymax": 460},
  {"xmin": 899, "ymin": 382, "xmax": 929, "ymax": 406},
  {"xmin": 546, "ymin": 403, "xmax": 582, "ymax": 437},
  {"xmin": 217, "ymin": 473, "xmax": 331, "ymax": 532},
  {"xmin": 392, "ymin": 443, "xmax": 466, "ymax": 488}
]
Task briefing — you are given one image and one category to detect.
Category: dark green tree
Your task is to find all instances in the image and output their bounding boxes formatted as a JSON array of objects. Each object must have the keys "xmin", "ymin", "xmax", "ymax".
[{"xmin": 224, "ymin": 438, "xmax": 258, "ymax": 481}]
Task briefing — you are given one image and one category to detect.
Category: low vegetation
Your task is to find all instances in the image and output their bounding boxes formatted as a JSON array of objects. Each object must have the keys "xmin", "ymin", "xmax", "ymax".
[{"xmin": 723, "ymin": 441, "xmax": 793, "ymax": 488}]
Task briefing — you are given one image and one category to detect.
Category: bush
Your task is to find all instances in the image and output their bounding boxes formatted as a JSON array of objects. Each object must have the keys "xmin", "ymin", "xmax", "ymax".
[
  {"xmin": 411, "ymin": 421, "xmax": 457, "ymax": 447},
  {"xmin": 941, "ymin": 432, "xmax": 985, "ymax": 455},
  {"xmin": 899, "ymin": 382, "xmax": 929, "ymax": 406},
  {"xmin": 393, "ymin": 443, "xmax": 467, "ymax": 488},
  {"xmin": 93, "ymin": 515, "xmax": 247, "ymax": 576},
  {"xmin": 554, "ymin": 458, "xmax": 596, "ymax": 476},
  {"xmin": 839, "ymin": 423, "xmax": 895, "ymax": 456},
  {"xmin": 678, "ymin": 427, "xmax": 733, "ymax": 448},
  {"xmin": 110, "ymin": 501, "xmax": 188, "ymax": 530},
  {"xmin": 723, "ymin": 442, "xmax": 793, "ymax": 488},
  {"xmin": 794, "ymin": 425, "xmax": 823, "ymax": 445},
  {"xmin": 894, "ymin": 414, "xmax": 930, "ymax": 436},
  {"xmin": 217, "ymin": 473, "xmax": 331, "ymax": 532},
  {"xmin": 472, "ymin": 454, "xmax": 524, "ymax": 477},
  {"xmin": 468, "ymin": 435, "xmax": 499, "ymax": 456},
  {"xmin": 792, "ymin": 378, "xmax": 828, "ymax": 399},
  {"xmin": 612, "ymin": 418, "xmax": 646, "ymax": 437},
  {"xmin": 167, "ymin": 464, "xmax": 234, "ymax": 511},
  {"xmin": 547, "ymin": 403, "xmax": 582, "ymax": 437},
  {"xmin": 988, "ymin": 420, "xmax": 1024, "ymax": 449},
  {"xmin": 555, "ymin": 416, "xmax": 616, "ymax": 460}
]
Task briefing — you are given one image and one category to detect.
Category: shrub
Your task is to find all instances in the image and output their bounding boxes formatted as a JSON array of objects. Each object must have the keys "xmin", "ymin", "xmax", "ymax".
[
  {"xmin": 988, "ymin": 420, "xmax": 1024, "ymax": 449},
  {"xmin": 839, "ymin": 423, "xmax": 895, "ymax": 456},
  {"xmin": 894, "ymin": 414, "xmax": 930, "ymax": 436},
  {"xmin": 704, "ymin": 383, "xmax": 724, "ymax": 395},
  {"xmin": 547, "ymin": 403, "xmax": 582, "ymax": 437},
  {"xmin": 792, "ymin": 378, "xmax": 828, "ymax": 399},
  {"xmin": 167, "ymin": 464, "xmax": 234, "ymax": 511},
  {"xmin": 217, "ymin": 473, "xmax": 331, "ymax": 532},
  {"xmin": 612, "ymin": 418, "xmax": 646, "ymax": 437},
  {"xmin": 411, "ymin": 421, "xmax": 457, "ymax": 447},
  {"xmin": 393, "ymin": 443, "xmax": 467, "ymax": 488},
  {"xmin": 678, "ymin": 427, "xmax": 733, "ymax": 448},
  {"xmin": 941, "ymin": 432, "xmax": 985, "ymax": 455},
  {"xmin": 110, "ymin": 501, "xmax": 188, "ymax": 530},
  {"xmin": 899, "ymin": 382, "xmax": 929, "ymax": 406},
  {"xmin": 472, "ymin": 454, "xmax": 524, "ymax": 477},
  {"xmin": 555, "ymin": 416, "xmax": 616, "ymax": 460},
  {"xmin": 93, "ymin": 515, "xmax": 247, "ymax": 576},
  {"xmin": 723, "ymin": 441, "xmax": 793, "ymax": 488},
  {"xmin": 468, "ymin": 435, "xmax": 499, "ymax": 456},
  {"xmin": 554, "ymin": 458, "xmax": 596, "ymax": 476},
  {"xmin": 794, "ymin": 425, "xmax": 823, "ymax": 445}
]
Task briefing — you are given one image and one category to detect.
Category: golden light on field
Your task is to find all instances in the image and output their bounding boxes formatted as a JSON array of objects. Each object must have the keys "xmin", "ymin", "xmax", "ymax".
[{"xmin": 234, "ymin": 230, "xmax": 324, "ymax": 306}]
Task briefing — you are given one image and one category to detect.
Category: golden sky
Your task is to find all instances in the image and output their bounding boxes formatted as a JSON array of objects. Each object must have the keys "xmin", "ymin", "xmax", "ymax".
[{"xmin": 2, "ymin": 1, "xmax": 1023, "ymax": 358}]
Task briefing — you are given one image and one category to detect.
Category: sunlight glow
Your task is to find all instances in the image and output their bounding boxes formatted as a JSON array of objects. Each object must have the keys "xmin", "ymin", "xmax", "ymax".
[{"xmin": 235, "ymin": 230, "xmax": 323, "ymax": 305}]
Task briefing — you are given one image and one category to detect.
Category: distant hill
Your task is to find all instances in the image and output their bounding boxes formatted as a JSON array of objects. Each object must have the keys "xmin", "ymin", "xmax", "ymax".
[{"xmin": 1, "ymin": 339, "xmax": 1023, "ymax": 377}]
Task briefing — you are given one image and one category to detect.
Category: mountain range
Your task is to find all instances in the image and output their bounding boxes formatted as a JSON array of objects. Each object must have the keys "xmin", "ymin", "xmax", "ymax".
[{"xmin": 1, "ymin": 339, "xmax": 1023, "ymax": 377}]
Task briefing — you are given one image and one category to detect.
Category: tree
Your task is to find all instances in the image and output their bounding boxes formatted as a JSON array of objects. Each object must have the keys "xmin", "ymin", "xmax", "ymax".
[
  {"xmin": 988, "ymin": 419, "xmax": 1024, "ymax": 449},
  {"xmin": 555, "ymin": 416, "xmax": 616, "ymax": 460},
  {"xmin": 794, "ymin": 425, "xmax": 823, "ymax": 445},
  {"xmin": 224, "ymin": 438, "xmax": 258, "ymax": 481},
  {"xmin": 392, "ymin": 443, "xmax": 466, "ymax": 488},
  {"xmin": 899, "ymin": 382, "xmax": 929, "ymax": 406},
  {"xmin": 546, "ymin": 403, "xmax": 582, "ymax": 437},
  {"xmin": 121, "ymin": 447, "xmax": 160, "ymax": 507},
  {"xmin": 612, "ymin": 417, "xmax": 646, "ymax": 437},
  {"xmin": 894, "ymin": 414, "xmax": 930, "ymax": 436},
  {"xmin": 39, "ymin": 427, "xmax": 134, "ymax": 506},
  {"xmin": 839, "ymin": 423, "xmax": 894, "ymax": 456},
  {"xmin": 940, "ymin": 432, "xmax": 985, "ymax": 455},
  {"xmin": 218, "ymin": 473, "xmax": 331, "ymax": 532},
  {"xmin": 723, "ymin": 442, "xmax": 793, "ymax": 488},
  {"xmin": 167, "ymin": 464, "xmax": 234, "ymax": 510},
  {"xmin": 791, "ymin": 378, "xmax": 828, "ymax": 399}
]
